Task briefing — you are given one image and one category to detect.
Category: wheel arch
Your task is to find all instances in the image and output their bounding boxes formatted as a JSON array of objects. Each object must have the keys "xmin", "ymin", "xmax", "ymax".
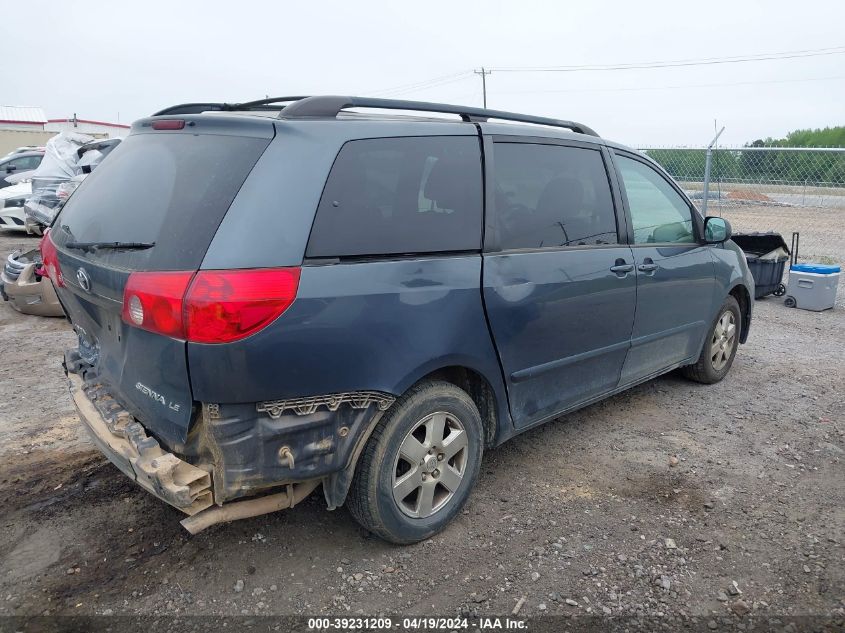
[
  {"xmin": 392, "ymin": 356, "xmax": 512, "ymax": 449},
  {"xmin": 728, "ymin": 282, "xmax": 751, "ymax": 343},
  {"xmin": 415, "ymin": 365, "xmax": 501, "ymax": 449},
  {"xmin": 323, "ymin": 360, "xmax": 511, "ymax": 510}
]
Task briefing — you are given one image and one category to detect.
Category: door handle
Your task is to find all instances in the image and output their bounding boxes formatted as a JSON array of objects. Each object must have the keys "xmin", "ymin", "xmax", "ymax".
[
  {"xmin": 610, "ymin": 263, "xmax": 634, "ymax": 274},
  {"xmin": 638, "ymin": 263, "xmax": 659, "ymax": 273}
]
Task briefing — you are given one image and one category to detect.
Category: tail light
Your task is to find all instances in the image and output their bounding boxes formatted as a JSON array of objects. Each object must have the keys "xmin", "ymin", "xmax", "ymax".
[
  {"xmin": 39, "ymin": 229, "xmax": 64, "ymax": 287},
  {"xmin": 121, "ymin": 268, "xmax": 301, "ymax": 343},
  {"xmin": 184, "ymin": 269, "xmax": 301, "ymax": 343},
  {"xmin": 121, "ymin": 271, "xmax": 194, "ymax": 338}
]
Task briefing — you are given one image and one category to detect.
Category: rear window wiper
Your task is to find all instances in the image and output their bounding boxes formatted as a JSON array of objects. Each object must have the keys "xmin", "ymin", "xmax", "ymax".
[{"xmin": 65, "ymin": 241, "xmax": 155, "ymax": 252}]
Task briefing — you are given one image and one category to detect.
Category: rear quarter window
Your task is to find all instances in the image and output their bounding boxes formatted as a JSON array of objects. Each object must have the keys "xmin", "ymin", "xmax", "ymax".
[{"xmin": 306, "ymin": 136, "xmax": 483, "ymax": 258}]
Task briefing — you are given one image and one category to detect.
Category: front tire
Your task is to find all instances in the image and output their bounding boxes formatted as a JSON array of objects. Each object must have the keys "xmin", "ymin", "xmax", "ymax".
[
  {"xmin": 347, "ymin": 380, "xmax": 483, "ymax": 544},
  {"xmin": 682, "ymin": 295, "xmax": 741, "ymax": 384}
]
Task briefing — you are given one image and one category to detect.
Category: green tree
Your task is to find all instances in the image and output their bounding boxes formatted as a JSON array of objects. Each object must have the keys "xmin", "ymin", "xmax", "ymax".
[{"xmin": 644, "ymin": 127, "xmax": 845, "ymax": 186}]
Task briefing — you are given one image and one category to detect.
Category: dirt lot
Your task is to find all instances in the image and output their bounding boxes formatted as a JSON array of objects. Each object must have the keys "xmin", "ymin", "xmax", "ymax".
[{"xmin": 0, "ymin": 228, "xmax": 842, "ymax": 630}]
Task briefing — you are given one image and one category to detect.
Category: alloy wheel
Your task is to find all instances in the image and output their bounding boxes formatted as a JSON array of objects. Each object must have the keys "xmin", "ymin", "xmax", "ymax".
[
  {"xmin": 710, "ymin": 310, "xmax": 736, "ymax": 371},
  {"xmin": 392, "ymin": 411, "xmax": 468, "ymax": 518}
]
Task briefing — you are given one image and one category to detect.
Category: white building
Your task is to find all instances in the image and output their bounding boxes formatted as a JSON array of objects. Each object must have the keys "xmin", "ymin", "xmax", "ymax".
[
  {"xmin": 0, "ymin": 106, "xmax": 130, "ymax": 155},
  {"xmin": 0, "ymin": 105, "xmax": 48, "ymax": 131},
  {"xmin": 45, "ymin": 117, "xmax": 130, "ymax": 138},
  {"xmin": 0, "ymin": 106, "xmax": 129, "ymax": 154}
]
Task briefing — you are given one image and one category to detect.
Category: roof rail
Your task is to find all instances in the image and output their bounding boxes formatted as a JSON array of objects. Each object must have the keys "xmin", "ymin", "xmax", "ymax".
[
  {"xmin": 152, "ymin": 97, "xmax": 309, "ymax": 117},
  {"xmin": 234, "ymin": 96, "xmax": 310, "ymax": 110},
  {"xmin": 153, "ymin": 96, "xmax": 599, "ymax": 137},
  {"xmin": 277, "ymin": 95, "xmax": 599, "ymax": 137},
  {"xmin": 153, "ymin": 103, "xmax": 232, "ymax": 116}
]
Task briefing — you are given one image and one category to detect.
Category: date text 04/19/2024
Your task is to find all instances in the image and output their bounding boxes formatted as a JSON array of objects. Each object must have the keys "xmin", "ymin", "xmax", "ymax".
[{"xmin": 307, "ymin": 617, "xmax": 528, "ymax": 630}]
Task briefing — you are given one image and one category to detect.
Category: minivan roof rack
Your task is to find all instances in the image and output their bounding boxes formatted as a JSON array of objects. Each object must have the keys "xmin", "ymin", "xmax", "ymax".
[
  {"xmin": 153, "ymin": 95, "xmax": 598, "ymax": 137},
  {"xmin": 154, "ymin": 103, "xmax": 232, "ymax": 116},
  {"xmin": 153, "ymin": 97, "xmax": 308, "ymax": 117},
  {"xmin": 278, "ymin": 96, "xmax": 599, "ymax": 137}
]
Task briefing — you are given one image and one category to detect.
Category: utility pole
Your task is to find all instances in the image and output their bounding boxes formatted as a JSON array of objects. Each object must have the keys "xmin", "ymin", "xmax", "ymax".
[{"xmin": 474, "ymin": 67, "xmax": 491, "ymax": 108}]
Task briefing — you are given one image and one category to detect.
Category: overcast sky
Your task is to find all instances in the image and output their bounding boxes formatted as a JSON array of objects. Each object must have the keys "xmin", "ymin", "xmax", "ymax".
[{"xmin": 5, "ymin": 0, "xmax": 843, "ymax": 146}]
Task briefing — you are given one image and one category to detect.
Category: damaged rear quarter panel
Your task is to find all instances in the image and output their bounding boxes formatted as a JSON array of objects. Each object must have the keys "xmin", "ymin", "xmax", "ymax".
[
  {"xmin": 186, "ymin": 257, "xmax": 508, "ymax": 501},
  {"xmin": 187, "ymin": 256, "xmax": 503, "ymax": 403},
  {"xmin": 193, "ymin": 400, "xmax": 390, "ymax": 503}
]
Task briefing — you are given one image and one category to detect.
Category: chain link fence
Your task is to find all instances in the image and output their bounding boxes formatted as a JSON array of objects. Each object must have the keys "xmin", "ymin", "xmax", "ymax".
[{"xmin": 639, "ymin": 147, "xmax": 845, "ymax": 267}]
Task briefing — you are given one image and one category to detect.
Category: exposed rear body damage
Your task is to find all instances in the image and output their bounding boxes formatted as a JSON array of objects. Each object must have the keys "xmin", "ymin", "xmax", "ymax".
[
  {"xmin": 191, "ymin": 396, "xmax": 394, "ymax": 504},
  {"xmin": 66, "ymin": 365, "xmax": 213, "ymax": 515},
  {"xmin": 69, "ymin": 357, "xmax": 320, "ymax": 532},
  {"xmin": 67, "ymin": 349, "xmax": 392, "ymax": 524}
]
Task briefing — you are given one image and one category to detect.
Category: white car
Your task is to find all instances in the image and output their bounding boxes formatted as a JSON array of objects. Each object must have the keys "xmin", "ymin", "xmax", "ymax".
[{"xmin": 0, "ymin": 181, "xmax": 31, "ymax": 231}]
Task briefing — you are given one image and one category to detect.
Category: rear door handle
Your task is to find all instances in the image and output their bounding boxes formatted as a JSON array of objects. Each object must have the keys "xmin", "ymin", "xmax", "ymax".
[{"xmin": 610, "ymin": 264, "xmax": 634, "ymax": 273}]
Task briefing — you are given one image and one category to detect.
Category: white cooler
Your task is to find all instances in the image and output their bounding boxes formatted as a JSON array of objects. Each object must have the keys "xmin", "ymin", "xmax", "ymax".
[{"xmin": 785, "ymin": 263, "xmax": 840, "ymax": 311}]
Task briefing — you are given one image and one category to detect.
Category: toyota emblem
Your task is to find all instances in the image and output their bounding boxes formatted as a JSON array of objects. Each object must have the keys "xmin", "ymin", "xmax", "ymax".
[{"xmin": 76, "ymin": 267, "xmax": 91, "ymax": 292}]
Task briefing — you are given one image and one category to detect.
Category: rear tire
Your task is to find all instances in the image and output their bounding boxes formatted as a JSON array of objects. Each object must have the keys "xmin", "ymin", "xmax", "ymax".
[
  {"xmin": 682, "ymin": 295, "xmax": 741, "ymax": 384},
  {"xmin": 346, "ymin": 380, "xmax": 483, "ymax": 544}
]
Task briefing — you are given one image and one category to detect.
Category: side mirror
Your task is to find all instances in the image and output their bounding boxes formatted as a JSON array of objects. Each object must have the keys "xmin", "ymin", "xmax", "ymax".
[
  {"xmin": 704, "ymin": 216, "xmax": 731, "ymax": 243},
  {"xmin": 6, "ymin": 165, "xmax": 16, "ymax": 173}
]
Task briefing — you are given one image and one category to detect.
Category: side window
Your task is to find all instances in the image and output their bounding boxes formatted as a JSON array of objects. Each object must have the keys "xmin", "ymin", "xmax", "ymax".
[
  {"xmin": 5, "ymin": 156, "xmax": 38, "ymax": 171},
  {"xmin": 306, "ymin": 136, "xmax": 482, "ymax": 258},
  {"xmin": 22, "ymin": 156, "xmax": 42, "ymax": 170},
  {"xmin": 615, "ymin": 154, "xmax": 695, "ymax": 244},
  {"xmin": 492, "ymin": 143, "xmax": 617, "ymax": 250}
]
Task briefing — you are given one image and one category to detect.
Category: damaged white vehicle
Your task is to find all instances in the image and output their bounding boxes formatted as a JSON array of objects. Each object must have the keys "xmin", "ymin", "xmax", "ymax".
[
  {"xmin": 24, "ymin": 135, "xmax": 121, "ymax": 234},
  {"xmin": 0, "ymin": 181, "xmax": 32, "ymax": 230},
  {"xmin": 24, "ymin": 132, "xmax": 93, "ymax": 235}
]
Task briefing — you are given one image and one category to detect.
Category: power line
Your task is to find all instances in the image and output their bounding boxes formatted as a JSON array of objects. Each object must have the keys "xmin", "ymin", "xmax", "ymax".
[
  {"xmin": 489, "ymin": 45, "xmax": 845, "ymax": 73},
  {"xmin": 377, "ymin": 74, "xmax": 474, "ymax": 98},
  {"xmin": 368, "ymin": 71, "xmax": 473, "ymax": 97},
  {"xmin": 373, "ymin": 75, "xmax": 470, "ymax": 96},
  {"xmin": 495, "ymin": 75, "xmax": 845, "ymax": 95},
  {"xmin": 366, "ymin": 45, "xmax": 845, "ymax": 108}
]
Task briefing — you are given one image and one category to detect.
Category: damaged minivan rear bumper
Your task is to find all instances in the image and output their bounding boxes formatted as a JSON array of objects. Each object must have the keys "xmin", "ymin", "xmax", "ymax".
[
  {"xmin": 68, "ymin": 370, "xmax": 215, "ymax": 515},
  {"xmin": 66, "ymin": 350, "xmax": 395, "ymax": 532}
]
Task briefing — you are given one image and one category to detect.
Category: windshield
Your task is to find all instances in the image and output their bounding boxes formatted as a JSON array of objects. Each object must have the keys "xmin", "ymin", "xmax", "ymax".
[{"xmin": 56, "ymin": 132, "xmax": 270, "ymax": 270}]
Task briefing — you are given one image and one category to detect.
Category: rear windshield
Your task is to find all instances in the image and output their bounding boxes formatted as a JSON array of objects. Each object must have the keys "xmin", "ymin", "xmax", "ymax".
[{"xmin": 56, "ymin": 132, "xmax": 270, "ymax": 270}]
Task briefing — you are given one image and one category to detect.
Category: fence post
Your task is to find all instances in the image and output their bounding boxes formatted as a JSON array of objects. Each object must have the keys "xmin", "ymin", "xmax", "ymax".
[{"xmin": 702, "ymin": 127, "xmax": 725, "ymax": 215}]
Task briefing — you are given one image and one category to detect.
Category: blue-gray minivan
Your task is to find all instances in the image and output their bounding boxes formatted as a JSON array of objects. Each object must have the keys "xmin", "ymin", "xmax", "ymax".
[{"xmin": 46, "ymin": 96, "xmax": 754, "ymax": 543}]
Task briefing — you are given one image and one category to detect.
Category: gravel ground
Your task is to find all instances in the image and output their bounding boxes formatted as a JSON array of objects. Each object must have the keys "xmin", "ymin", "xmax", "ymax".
[{"xmin": 0, "ymin": 229, "xmax": 842, "ymax": 631}]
